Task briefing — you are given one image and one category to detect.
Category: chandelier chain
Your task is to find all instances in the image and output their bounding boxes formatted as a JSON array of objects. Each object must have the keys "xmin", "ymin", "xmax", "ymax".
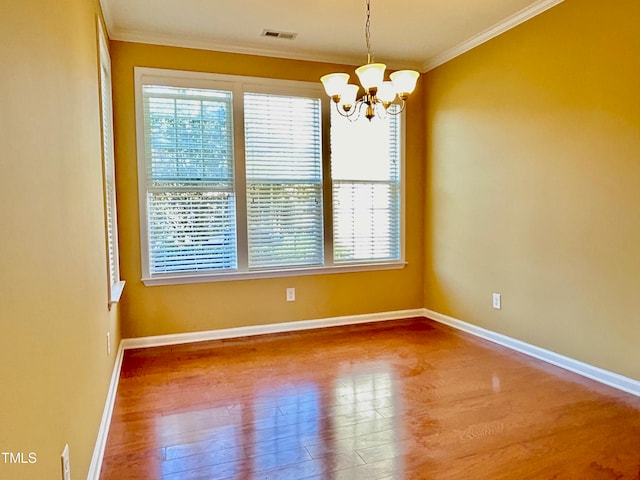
[{"xmin": 365, "ymin": 0, "xmax": 372, "ymax": 64}]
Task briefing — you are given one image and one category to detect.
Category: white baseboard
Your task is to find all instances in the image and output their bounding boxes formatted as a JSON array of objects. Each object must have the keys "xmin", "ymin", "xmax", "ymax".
[
  {"xmin": 87, "ymin": 341, "xmax": 125, "ymax": 480},
  {"xmin": 121, "ymin": 308, "xmax": 425, "ymax": 350},
  {"xmin": 423, "ymin": 308, "xmax": 640, "ymax": 397}
]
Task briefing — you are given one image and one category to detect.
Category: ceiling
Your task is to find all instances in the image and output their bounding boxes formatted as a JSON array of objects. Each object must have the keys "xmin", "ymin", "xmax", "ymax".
[{"xmin": 101, "ymin": 0, "xmax": 563, "ymax": 72}]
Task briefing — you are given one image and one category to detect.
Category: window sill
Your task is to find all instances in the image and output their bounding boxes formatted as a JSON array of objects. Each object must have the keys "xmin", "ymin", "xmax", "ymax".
[
  {"xmin": 141, "ymin": 261, "xmax": 407, "ymax": 287},
  {"xmin": 109, "ymin": 280, "xmax": 126, "ymax": 304}
]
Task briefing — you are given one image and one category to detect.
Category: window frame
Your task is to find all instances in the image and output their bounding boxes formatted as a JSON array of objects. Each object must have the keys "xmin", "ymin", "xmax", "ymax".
[
  {"xmin": 134, "ymin": 67, "xmax": 406, "ymax": 286},
  {"xmin": 98, "ymin": 20, "xmax": 125, "ymax": 305}
]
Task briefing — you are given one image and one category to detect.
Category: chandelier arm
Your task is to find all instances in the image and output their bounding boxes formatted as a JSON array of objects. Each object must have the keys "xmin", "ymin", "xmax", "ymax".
[
  {"xmin": 346, "ymin": 110, "xmax": 360, "ymax": 122},
  {"xmin": 386, "ymin": 99, "xmax": 407, "ymax": 116},
  {"xmin": 352, "ymin": 99, "xmax": 366, "ymax": 122},
  {"xmin": 333, "ymin": 103, "xmax": 354, "ymax": 118},
  {"xmin": 332, "ymin": 99, "xmax": 364, "ymax": 121},
  {"xmin": 375, "ymin": 101, "xmax": 389, "ymax": 120},
  {"xmin": 343, "ymin": 100, "xmax": 366, "ymax": 122}
]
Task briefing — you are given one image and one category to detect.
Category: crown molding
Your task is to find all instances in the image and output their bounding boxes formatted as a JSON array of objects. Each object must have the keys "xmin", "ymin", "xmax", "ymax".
[
  {"xmin": 108, "ymin": 28, "xmax": 422, "ymax": 71},
  {"xmin": 101, "ymin": 0, "xmax": 563, "ymax": 74},
  {"xmin": 422, "ymin": 0, "xmax": 565, "ymax": 72}
]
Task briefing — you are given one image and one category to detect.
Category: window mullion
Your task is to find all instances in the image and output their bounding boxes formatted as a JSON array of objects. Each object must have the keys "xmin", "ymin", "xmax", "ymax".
[
  {"xmin": 233, "ymin": 83, "xmax": 249, "ymax": 272},
  {"xmin": 321, "ymin": 97, "xmax": 334, "ymax": 266}
]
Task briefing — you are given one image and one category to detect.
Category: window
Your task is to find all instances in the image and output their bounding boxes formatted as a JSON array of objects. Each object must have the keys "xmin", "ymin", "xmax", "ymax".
[
  {"xmin": 142, "ymin": 85, "xmax": 237, "ymax": 274},
  {"xmin": 244, "ymin": 93, "xmax": 324, "ymax": 268},
  {"xmin": 98, "ymin": 21, "xmax": 124, "ymax": 304},
  {"xmin": 135, "ymin": 68, "xmax": 405, "ymax": 285},
  {"xmin": 331, "ymin": 107, "xmax": 401, "ymax": 263}
]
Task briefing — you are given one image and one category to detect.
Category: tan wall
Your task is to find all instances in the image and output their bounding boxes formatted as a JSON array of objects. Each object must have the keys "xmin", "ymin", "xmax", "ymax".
[
  {"xmin": 110, "ymin": 41, "xmax": 425, "ymax": 338},
  {"xmin": 424, "ymin": 0, "xmax": 640, "ymax": 379},
  {"xmin": 0, "ymin": 1, "xmax": 121, "ymax": 479}
]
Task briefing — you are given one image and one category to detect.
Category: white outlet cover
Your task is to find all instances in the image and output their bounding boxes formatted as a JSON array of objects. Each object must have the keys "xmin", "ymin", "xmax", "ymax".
[
  {"xmin": 286, "ymin": 288, "xmax": 295, "ymax": 302},
  {"xmin": 492, "ymin": 293, "xmax": 501, "ymax": 310}
]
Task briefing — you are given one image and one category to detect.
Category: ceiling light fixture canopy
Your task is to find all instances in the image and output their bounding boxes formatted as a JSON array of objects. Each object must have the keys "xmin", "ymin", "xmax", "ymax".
[{"xmin": 321, "ymin": 0, "xmax": 420, "ymax": 121}]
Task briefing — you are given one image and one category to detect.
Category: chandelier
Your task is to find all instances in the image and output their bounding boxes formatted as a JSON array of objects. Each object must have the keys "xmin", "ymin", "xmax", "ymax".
[{"xmin": 320, "ymin": 0, "xmax": 420, "ymax": 121}]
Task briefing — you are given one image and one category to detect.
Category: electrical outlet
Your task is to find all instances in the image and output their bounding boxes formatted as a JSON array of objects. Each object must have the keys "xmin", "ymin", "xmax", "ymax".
[
  {"xmin": 492, "ymin": 293, "xmax": 501, "ymax": 310},
  {"xmin": 286, "ymin": 288, "xmax": 295, "ymax": 302},
  {"xmin": 61, "ymin": 444, "xmax": 71, "ymax": 480},
  {"xmin": 106, "ymin": 331, "xmax": 111, "ymax": 356}
]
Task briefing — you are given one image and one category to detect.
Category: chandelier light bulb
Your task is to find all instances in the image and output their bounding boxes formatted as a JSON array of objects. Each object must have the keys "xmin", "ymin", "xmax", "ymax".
[
  {"xmin": 355, "ymin": 63, "xmax": 386, "ymax": 94},
  {"xmin": 340, "ymin": 84, "xmax": 360, "ymax": 111},
  {"xmin": 320, "ymin": 73, "xmax": 350, "ymax": 101},
  {"xmin": 377, "ymin": 81, "xmax": 397, "ymax": 106},
  {"xmin": 390, "ymin": 70, "xmax": 420, "ymax": 99}
]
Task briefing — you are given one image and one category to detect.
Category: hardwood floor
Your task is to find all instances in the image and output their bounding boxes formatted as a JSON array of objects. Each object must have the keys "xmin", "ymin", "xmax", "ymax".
[{"xmin": 100, "ymin": 318, "xmax": 640, "ymax": 479}]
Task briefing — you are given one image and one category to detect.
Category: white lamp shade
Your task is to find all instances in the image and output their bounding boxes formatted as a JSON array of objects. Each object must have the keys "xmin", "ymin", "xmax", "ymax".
[
  {"xmin": 377, "ymin": 81, "xmax": 397, "ymax": 104},
  {"xmin": 340, "ymin": 84, "xmax": 360, "ymax": 107},
  {"xmin": 355, "ymin": 63, "xmax": 386, "ymax": 92},
  {"xmin": 320, "ymin": 73, "xmax": 350, "ymax": 97},
  {"xmin": 390, "ymin": 70, "xmax": 419, "ymax": 96}
]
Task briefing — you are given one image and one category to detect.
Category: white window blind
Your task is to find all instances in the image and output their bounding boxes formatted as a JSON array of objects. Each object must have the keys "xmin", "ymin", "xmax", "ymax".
[
  {"xmin": 244, "ymin": 93, "xmax": 324, "ymax": 268},
  {"xmin": 98, "ymin": 22, "xmax": 123, "ymax": 304},
  {"xmin": 331, "ymin": 108, "xmax": 401, "ymax": 263},
  {"xmin": 142, "ymin": 85, "xmax": 237, "ymax": 274},
  {"xmin": 100, "ymin": 52, "xmax": 118, "ymax": 287}
]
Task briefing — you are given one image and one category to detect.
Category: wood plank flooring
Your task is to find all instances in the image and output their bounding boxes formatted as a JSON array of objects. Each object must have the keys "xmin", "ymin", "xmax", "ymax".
[{"xmin": 100, "ymin": 318, "xmax": 640, "ymax": 479}]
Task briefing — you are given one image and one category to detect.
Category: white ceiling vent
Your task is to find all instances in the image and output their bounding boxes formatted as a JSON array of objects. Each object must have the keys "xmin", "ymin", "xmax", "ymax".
[{"xmin": 261, "ymin": 29, "xmax": 297, "ymax": 40}]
